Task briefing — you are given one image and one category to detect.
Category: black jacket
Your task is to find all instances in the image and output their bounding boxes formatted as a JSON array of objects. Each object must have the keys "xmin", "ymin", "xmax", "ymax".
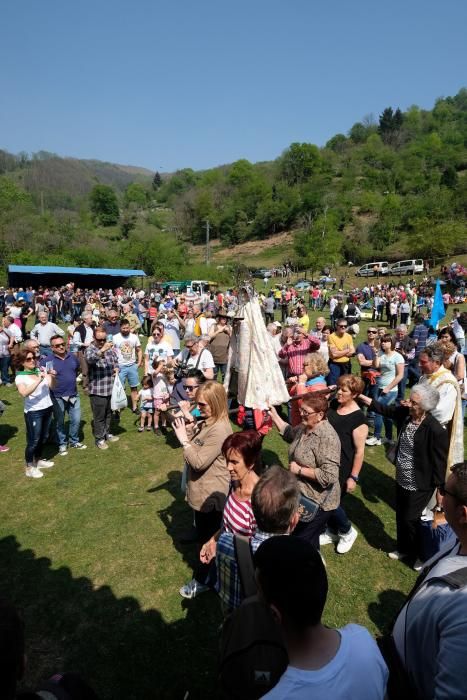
[{"xmin": 370, "ymin": 400, "xmax": 448, "ymax": 490}]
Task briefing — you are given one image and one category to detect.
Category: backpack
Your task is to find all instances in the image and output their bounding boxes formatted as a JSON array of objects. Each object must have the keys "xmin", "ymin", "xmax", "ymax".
[{"xmin": 219, "ymin": 535, "xmax": 288, "ymax": 699}]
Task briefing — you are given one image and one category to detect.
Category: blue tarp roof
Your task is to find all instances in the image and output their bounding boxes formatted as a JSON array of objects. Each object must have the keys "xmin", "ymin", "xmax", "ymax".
[{"xmin": 8, "ymin": 265, "xmax": 146, "ymax": 277}]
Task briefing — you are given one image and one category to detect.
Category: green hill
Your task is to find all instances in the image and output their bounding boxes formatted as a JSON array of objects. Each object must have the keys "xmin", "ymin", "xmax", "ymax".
[{"xmin": 1, "ymin": 89, "xmax": 467, "ymax": 282}]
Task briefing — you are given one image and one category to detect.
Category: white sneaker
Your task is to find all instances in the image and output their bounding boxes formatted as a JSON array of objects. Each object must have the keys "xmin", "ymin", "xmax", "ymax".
[
  {"xmin": 179, "ymin": 578, "xmax": 210, "ymax": 599},
  {"xmin": 26, "ymin": 466, "xmax": 43, "ymax": 479},
  {"xmin": 336, "ymin": 526, "xmax": 358, "ymax": 554},
  {"xmin": 36, "ymin": 459, "xmax": 54, "ymax": 469},
  {"xmin": 366, "ymin": 436, "xmax": 382, "ymax": 446},
  {"xmin": 319, "ymin": 529, "xmax": 339, "ymax": 546},
  {"xmin": 58, "ymin": 447, "xmax": 68, "ymax": 456},
  {"xmin": 96, "ymin": 440, "xmax": 109, "ymax": 450},
  {"xmin": 70, "ymin": 442, "xmax": 87, "ymax": 450},
  {"xmin": 388, "ymin": 550, "xmax": 406, "ymax": 560},
  {"xmin": 106, "ymin": 434, "xmax": 119, "ymax": 443}
]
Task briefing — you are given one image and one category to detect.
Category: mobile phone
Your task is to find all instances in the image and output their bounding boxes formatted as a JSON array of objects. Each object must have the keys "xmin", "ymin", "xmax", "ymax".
[
  {"xmin": 106, "ymin": 334, "xmax": 113, "ymax": 342},
  {"xmin": 45, "ymin": 361, "xmax": 53, "ymax": 373}
]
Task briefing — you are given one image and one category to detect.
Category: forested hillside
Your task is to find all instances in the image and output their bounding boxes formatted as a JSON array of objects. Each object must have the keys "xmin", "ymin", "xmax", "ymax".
[{"xmin": 1, "ymin": 89, "xmax": 467, "ymax": 282}]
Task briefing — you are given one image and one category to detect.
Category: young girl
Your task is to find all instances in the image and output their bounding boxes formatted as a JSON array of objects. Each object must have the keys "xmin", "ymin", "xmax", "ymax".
[
  {"xmin": 138, "ymin": 375, "xmax": 154, "ymax": 432},
  {"xmin": 151, "ymin": 359, "xmax": 171, "ymax": 436}
]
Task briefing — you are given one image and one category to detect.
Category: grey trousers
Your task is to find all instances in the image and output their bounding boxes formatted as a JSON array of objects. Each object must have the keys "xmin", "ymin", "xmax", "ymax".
[{"xmin": 89, "ymin": 394, "xmax": 112, "ymax": 443}]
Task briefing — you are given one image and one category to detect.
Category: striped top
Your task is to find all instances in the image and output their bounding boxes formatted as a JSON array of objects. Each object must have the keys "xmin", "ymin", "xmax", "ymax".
[{"xmin": 222, "ymin": 490, "xmax": 256, "ymax": 536}]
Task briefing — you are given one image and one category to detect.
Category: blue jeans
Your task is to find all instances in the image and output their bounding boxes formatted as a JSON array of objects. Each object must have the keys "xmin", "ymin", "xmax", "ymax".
[
  {"xmin": 327, "ymin": 361, "xmax": 351, "ymax": 387},
  {"xmin": 52, "ymin": 395, "xmax": 81, "ymax": 447},
  {"xmin": 24, "ymin": 407, "xmax": 53, "ymax": 465},
  {"xmin": 326, "ymin": 505, "xmax": 352, "ymax": 536},
  {"xmin": 0, "ymin": 356, "xmax": 10, "ymax": 384},
  {"xmin": 374, "ymin": 389, "xmax": 397, "ymax": 440}
]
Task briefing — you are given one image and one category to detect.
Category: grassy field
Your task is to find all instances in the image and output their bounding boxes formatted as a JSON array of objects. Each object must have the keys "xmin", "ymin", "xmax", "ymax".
[{"xmin": 0, "ymin": 307, "xmax": 464, "ymax": 699}]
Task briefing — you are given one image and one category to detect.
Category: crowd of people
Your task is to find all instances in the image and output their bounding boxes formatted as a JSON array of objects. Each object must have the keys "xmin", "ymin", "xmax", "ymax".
[{"xmin": 1, "ymin": 275, "xmax": 467, "ymax": 699}]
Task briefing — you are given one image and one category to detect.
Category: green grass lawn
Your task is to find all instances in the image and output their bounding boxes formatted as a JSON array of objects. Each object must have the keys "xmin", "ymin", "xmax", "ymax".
[{"xmin": 0, "ymin": 307, "xmax": 463, "ymax": 699}]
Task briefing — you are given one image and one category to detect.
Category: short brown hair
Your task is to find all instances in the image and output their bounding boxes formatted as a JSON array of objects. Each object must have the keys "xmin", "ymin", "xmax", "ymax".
[
  {"xmin": 300, "ymin": 392, "xmax": 328, "ymax": 416},
  {"xmin": 337, "ymin": 374, "xmax": 364, "ymax": 396},
  {"xmin": 251, "ymin": 466, "xmax": 300, "ymax": 533}
]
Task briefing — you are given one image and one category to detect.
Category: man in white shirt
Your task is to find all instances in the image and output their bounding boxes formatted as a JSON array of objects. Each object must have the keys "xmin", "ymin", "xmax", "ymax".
[
  {"xmin": 256, "ymin": 536, "xmax": 388, "ymax": 699},
  {"xmin": 160, "ymin": 308, "xmax": 182, "ymax": 354},
  {"xmin": 112, "ymin": 319, "xmax": 143, "ymax": 413},
  {"xmin": 174, "ymin": 334, "xmax": 215, "ymax": 379},
  {"xmin": 30, "ymin": 312, "xmax": 64, "ymax": 356}
]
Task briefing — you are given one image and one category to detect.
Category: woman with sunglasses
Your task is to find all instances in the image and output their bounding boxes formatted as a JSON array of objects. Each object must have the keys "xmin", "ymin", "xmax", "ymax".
[
  {"xmin": 173, "ymin": 380, "xmax": 232, "ymax": 599},
  {"xmin": 359, "ymin": 383, "xmax": 448, "ymax": 569},
  {"xmin": 14, "ymin": 348, "xmax": 56, "ymax": 478},
  {"xmin": 269, "ymin": 393, "xmax": 341, "ymax": 550}
]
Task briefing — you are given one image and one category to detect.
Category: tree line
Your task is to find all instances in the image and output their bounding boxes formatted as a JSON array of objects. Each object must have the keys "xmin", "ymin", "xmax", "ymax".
[{"xmin": 1, "ymin": 89, "xmax": 466, "ymax": 281}]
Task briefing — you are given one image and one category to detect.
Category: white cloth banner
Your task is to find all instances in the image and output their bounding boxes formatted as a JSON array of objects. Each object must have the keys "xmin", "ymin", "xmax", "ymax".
[{"xmin": 224, "ymin": 291, "xmax": 289, "ymax": 409}]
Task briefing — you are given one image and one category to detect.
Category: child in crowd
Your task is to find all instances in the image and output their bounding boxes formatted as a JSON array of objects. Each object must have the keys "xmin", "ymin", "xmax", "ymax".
[
  {"xmin": 151, "ymin": 359, "xmax": 171, "ymax": 436},
  {"xmin": 138, "ymin": 375, "xmax": 154, "ymax": 432}
]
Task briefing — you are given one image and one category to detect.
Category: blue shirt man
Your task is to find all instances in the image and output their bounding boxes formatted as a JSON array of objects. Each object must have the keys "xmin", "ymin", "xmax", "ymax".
[{"xmin": 49, "ymin": 335, "xmax": 86, "ymax": 455}]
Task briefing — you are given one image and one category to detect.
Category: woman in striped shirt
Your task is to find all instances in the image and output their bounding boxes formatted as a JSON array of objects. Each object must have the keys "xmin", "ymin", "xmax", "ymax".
[{"xmin": 199, "ymin": 430, "xmax": 262, "ymax": 566}]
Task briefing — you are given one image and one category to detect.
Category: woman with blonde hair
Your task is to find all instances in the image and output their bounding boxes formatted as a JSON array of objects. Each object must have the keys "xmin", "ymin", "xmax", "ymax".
[
  {"xmin": 289, "ymin": 352, "xmax": 329, "ymax": 426},
  {"xmin": 173, "ymin": 380, "xmax": 232, "ymax": 598}
]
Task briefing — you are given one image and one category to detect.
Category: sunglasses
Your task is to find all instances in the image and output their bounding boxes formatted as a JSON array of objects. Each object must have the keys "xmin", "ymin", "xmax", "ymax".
[
  {"xmin": 368, "ymin": 330, "xmax": 377, "ymax": 334},
  {"xmin": 439, "ymin": 483, "xmax": 464, "ymax": 503},
  {"xmin": 183, "ymin": 385, "xmax": 198, "ymax": 391},
  {"xmin": 25, "ymin": 356, "xmax": 35, "ymax": 361},
  {"xmin": 337, "ymin": 325, "xmax": 347, "ymax": 329},
  {"xmin": 52, "ymin": 343, "xmax": 65, "ymax": 348},
  {"xmin": 299, "ymin": 409, "xmax": 318, "ymax": 417}
]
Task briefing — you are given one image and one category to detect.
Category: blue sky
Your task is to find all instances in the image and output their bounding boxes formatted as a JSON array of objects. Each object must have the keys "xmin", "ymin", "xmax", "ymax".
[{"xmin": 1, "ymin": 0, "xmax": 466, "ymax": 173}]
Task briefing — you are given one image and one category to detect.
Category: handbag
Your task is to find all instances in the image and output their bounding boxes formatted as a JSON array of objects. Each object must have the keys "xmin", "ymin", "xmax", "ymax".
[{"xmin": 297, "ymin": 493, "xmax": 320, "ymax": 523}]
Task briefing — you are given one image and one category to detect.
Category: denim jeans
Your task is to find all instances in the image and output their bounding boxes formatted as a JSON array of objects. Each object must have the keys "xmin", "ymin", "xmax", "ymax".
[
  {"xmin": 326, "ymin": 505, "xmax": 352, "ymax": 535},
  {"xmin": 374, "ymin": 389, "xmax": 397, "ymax": 440},
  {"xmin": 52, "ymin": 395, "xmax": 81, "ymax": 447},
  {"xmin": 24, "ymin": 407, "xmax": 53, "ymax": 465},
  {"xmin": 0, "ymin": 356, "xmax": 10, "ymax": 384}
]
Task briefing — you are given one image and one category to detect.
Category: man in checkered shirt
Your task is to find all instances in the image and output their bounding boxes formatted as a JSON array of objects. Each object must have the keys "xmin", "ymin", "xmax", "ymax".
[{"xmin": 85, "ymin": 326, "xmax": 120, "ymax": 450}]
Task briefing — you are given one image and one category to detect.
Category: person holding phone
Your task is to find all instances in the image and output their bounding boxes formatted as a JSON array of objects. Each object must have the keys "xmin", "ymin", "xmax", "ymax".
[
  {"xmin": 14, "ymin": 348, "xmax": 56, "ymax": 478},
  {"xmin": 49, "ymin": 334, "xmax": 87, "ymax": 456}
]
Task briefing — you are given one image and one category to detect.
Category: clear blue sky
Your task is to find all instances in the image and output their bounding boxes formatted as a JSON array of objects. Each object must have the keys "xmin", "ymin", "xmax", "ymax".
[{"xmin": 1, "ymin": 0, "xmax": 466, "ymax": 173}]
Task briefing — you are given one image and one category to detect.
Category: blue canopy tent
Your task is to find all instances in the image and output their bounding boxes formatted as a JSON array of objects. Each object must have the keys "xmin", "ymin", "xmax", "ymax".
[{"xmin": 7, "ymin": 265, "xmax": 146, "ymax": 289}]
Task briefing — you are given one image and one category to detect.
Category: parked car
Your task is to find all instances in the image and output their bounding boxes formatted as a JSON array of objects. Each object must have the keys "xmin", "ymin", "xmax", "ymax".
[
  {"xmin": 318, "ymin": 275, "xmax": 336, "ymax": 284},
  {"xmin": 295, "ymin": 281, "xmax": 311, "ymax": 291},
  {"xmin": 389, "ymin": 259, "xmax": 424, "ymax": 276},
  {"xmin": 356, "ymin": 261, "xmax": 390, "ymax": 277},
  {"xmin": 252, "ymin": 268, "xmax": 272, "ymax": 279}
]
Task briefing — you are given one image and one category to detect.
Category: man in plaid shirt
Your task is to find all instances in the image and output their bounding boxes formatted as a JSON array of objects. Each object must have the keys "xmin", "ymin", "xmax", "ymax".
[
  {"xmin": 216, "ymin": 466, "xmax": 300, "ymax": 616},
  {"xmin": 85, "ymin": 326, "xmax": 120, "ymax": 450},
  {"xmin": 278, "ymin": 325, "xmax": 320, "ymax": 379}
]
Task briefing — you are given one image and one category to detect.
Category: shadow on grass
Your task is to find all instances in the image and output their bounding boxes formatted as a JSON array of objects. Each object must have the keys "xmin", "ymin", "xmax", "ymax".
[
  {"xmin": 261, "ymin": 448, "xmax": 285, "ymax": 469},
  {"xmin": 0, "ymin": 535, "xmax": 221, "ymax": 700},
  {"xmin": 360, "ymin": 460, "xmax": 396, "ymax": 510},
  {"xmin": 0, "ymin": 422, "xmax": 19, "ymax": 443},
  {"xmin": 344, "ymin": 492, "xmax": 396, "ymax": 553},
  {"xmin": 367, "ymin": 589, "xmax": 407, "ymax": 635}
]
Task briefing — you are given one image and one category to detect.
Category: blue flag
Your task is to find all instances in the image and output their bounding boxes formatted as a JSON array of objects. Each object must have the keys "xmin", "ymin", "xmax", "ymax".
[{"xmin": 428, "ymin": 279, "xmax": 446, "ymax": 329}]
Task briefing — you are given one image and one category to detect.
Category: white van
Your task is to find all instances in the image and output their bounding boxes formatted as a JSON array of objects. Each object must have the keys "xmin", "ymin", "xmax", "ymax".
[
  {"xmin": 356, "ymin": 262, "xmax": 390, "ymax": 277},
  {"xmin": 389, "ymin": 259, "xmax": 424, "ymax": 276}
]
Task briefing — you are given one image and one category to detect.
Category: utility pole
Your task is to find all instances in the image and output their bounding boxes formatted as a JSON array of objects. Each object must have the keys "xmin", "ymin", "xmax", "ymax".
[
  {"xmin": 40, "ymin": 191, "xmax": 44, "ymax": 216},
  {"xmin": 205, "ymin": 219, "xmax": 210, "ymax": 265}
]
